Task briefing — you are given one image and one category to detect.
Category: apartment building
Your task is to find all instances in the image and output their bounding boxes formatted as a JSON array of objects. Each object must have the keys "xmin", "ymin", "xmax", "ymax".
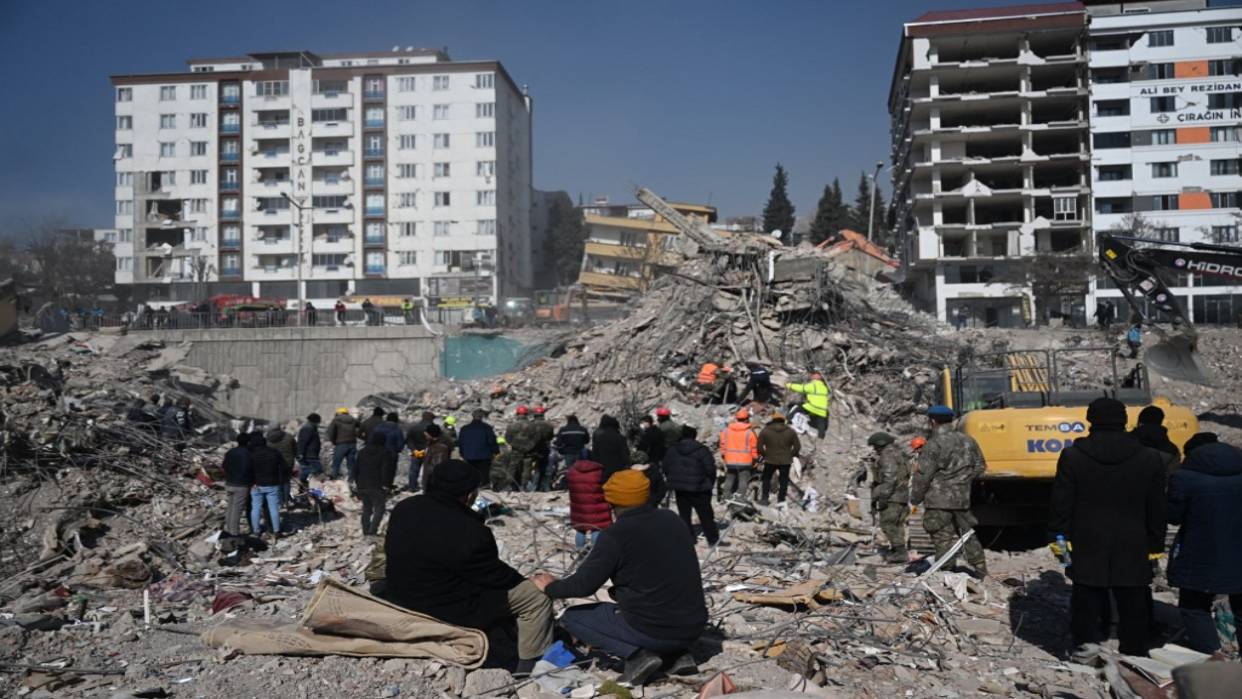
[
  {"xmin": 111, "ymin": 49, "xmax": 532, "ymax": 308},
  {"xmin": 577, "ymin": 199, "xmax": 717, "ymax": 298},
  {"xmin": 1088, "ymin": 0, "xmax": 1242, "ymax": 323},
  {"xmin": 889, "ymin": 2, "xmax": 1093, "ymax": 327}
]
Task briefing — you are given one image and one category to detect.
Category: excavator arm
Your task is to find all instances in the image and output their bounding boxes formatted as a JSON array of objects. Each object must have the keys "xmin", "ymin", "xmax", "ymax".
[{"xmin": 1095, "ymin": 232, "xmax": 1242, "ymax": 384}]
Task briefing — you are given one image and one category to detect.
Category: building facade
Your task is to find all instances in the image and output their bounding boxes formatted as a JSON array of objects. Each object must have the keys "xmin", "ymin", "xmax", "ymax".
[
  {"xmin": 577, "ymin": 199, "xmax": 716, "ymax": 298},
  {"xmin": 111, "ymin": 49, "xmax": 532, "ymax": 308},
  {"xmin": 1088, "ymin": 0, "xmax": 1242, "ymax": 324},
  {"xmin": 889, "ymin": 3, "xmax": 1093, "ymax": 327}
]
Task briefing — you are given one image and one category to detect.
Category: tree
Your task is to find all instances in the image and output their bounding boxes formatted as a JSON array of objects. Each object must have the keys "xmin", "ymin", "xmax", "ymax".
[
  {"xmin": 542, "ymin": 193, "xmax": 587, "ymax": 287},
  {"xmin": 808, "ymin": 178, "xmax": 850, "ymax": 245},
  {"xmin": 762, "ymin": 164, "xmax": 796, "ymax": 242},
  {"xmin": 849, "ymin": 171, "xmax": 889, "ymax": 243},
  {"xmin": 995, "ymin": 251, "xmax": 1096, "ymax": 325}
]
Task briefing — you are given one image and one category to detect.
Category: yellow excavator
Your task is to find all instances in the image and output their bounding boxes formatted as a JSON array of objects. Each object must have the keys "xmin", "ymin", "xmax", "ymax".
[{"xmin": 940, "ymin": 348, "xmax": 1196, "ymax": 527}]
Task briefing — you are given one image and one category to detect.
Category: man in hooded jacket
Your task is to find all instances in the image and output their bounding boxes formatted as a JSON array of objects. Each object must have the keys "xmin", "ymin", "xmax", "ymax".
[
  {"xmin": 662, "ymin": 426, "xmax": 719, "ymax": 546},
  {"xmin": 1129, "ymin": 405, "xmax": 1180, "ymax": 474}
]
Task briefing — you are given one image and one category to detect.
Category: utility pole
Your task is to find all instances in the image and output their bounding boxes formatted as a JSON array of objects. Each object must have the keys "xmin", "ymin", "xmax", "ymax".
[
  {"xmin": 282, "ymin": 192, "xmax": 309, "ymax": 326},
  {"xmin": 868, "ymin": 161, "xmax": 884, "ymax": 241}
]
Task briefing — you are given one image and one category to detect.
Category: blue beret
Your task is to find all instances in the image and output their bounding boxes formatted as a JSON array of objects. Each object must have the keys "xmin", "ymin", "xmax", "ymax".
[{"xmin": 927, "ymin": 405, "xmax": 956, "ymax": 420}]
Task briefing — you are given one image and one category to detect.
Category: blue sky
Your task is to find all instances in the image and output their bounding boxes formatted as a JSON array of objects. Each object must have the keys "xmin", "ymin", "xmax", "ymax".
[{"xmin": 1, "ymin": 0, "xmax": 1051, "ymax": 231}]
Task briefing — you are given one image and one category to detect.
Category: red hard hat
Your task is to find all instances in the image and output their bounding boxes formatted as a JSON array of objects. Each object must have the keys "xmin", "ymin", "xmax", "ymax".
[
  {"xmin": 655, "ymin": 407, "xmax": 671, "ymax": 417},
  {"xmin": 911, "ymin": 436, "xmax": 927, "ymax": 450},
  {"xmin": 736, "ymin": 408, "xmax": 750, "ymax": 421},
  {"xmin": 515, "ymin": 405, "xmax": 529, "ymax": 416},
  {"xmin": 533, "ymin": 405, "xmax": 546, "ymax": 415}
]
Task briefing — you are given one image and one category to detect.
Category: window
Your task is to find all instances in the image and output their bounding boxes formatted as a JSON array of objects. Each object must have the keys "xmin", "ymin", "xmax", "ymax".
[
  {"xmin": 363, "ymin": 221, "xmax": 385, "ymax": 243},
  {"xmin": 398, "ymin": 192, "xmax": 417, "ymax": 208},
  {"xmin": 365, "ymin": 193, "xmax": 384, "ymax": 215},
  {"xmin": 1152, "ymin": 129, "xmax": 1175, "ymax": 145},
  {"xmin": 476, "ymin": 190, "xmax": 495, "ymax": 206},
  {"xmin": 1052, "ymin": 196, "xmax": 1077, "ymax": 221},
  {"xmin": 219, "ymin": 224, "xmax": 239, "ymax": 246},
  {"xmin": 1213, "ymin": 225, "xmax": 1240, "ymax": 242},
  {"xmin": 1093, "ymin": 132, "xmax": 1131, "ymax": 149},
  {"xmin": 1151, "ymin": 162, "xmax": 1178, "ymax": 178},
  {"xmin": 1091, "ymin": 67, "xmax": 1128, "ymax": 84},
  {"xmin": 160, "ymin": 114, "xmax": 176, "ymax": 129},
  {"xmin": 434, "ymin": 221, "xmax": 451, "ymax": 236},
  {"xmin": 399, "ymin": 222, "xmax": 418, "ymax": 237},
  {"xmin": 159, "ymin": 142, "xmax": 176, "ymax": 157},
  {"xmin": 365, "ymin": 107, "xmax": 384, "ymax": 127},
  {"xmin": 160, "ymin": 86, "xmax": 176, "ymax": 101},
  {"xmin": 1212, "ymin": 126, "xmax": 1242, "ymax": 143},
  {"xmin": 1210, "ymin": 93, "xmax": 1242, "ymax": 109},
  {"xmin": 397, "ymin": 77, "xmax": 417, "ymax": 92},
  {"xmin": 1150, "ymin": 227, "xmax": 1180, "ymax": 242},
  {"xmin": 116, "ymin": 87, "xmax": 132, "ymax": 102},
  {"xmin": 434, "ymin": 191, "xmax": 451, "ymax": 207},
  {"xmin": 365, "ymin": 78, "xmax": 384, "ymax": 98},
  {"xmin": 115, "ymin": 200, "xmax": 133, "ymax": 215},
  {"xmin": 190, "ymin": 113, "xmax": 207, "ymax": 128},
  {"xmin": 116, "ymin": 172, "xmax": 133, "ymax": 186},
  {"xmin": 255, "ymin": 81, "xmax": 289, "ymax": 97},
  {"xmin": 475, "ymin": 73, "xmax": 494, "ymax": 89},
  {"xmin": 1095, "ymin": 100, "xmax": 1129, "ymax": 117},
  {"xmin": 1097, "ymin": 165, "xmax": 1131, "ymax": 181},
  {"xmin": 220, "ymin": 195, "xmax": 240, "ymax": 214},
  {"xmin": 1096, "ymin": 197, "xmax": 1133, "ymax": 214},
  {"xmin": 399, "ymin": 134, "xmax": 416, "ymax": 150},
  {"xmin": 313, "ymin": 195, "xmax": 348, "ymax": 209},
  {"xmin": 118, "ymin": 228, "xmax": 132, "ymax": 242},
  {"xmin": 313, "ymin": 79, "xmax": 348, "ymax": 95},
  {"xmin": 476, "ymin": 160, "xmax": 495, "ymax": 177},
  {"xmin": 477, "ymin": 219, "xmax": 496, "ymax": 235},
  {"xmin": 1208, "ymin": 26, "xmax": 1233, "ymax": 43},
  {"xmin": 398, "ymin": 163, "xmax": 418, "ymax": 179},
  {"xmin": 1210, "ymin": 59, "xmax": 1242, "ymax": 77},
  {"xmin": 313, "ymin": 253, "xmax": 347, "ymax": 267},
  {"xmin": 433, "ymin": 75, "xmax": 449, "ymax": 91},
  {"xmin": 433, "ymin": 104, "xmax": 449, "ymax": 120},
  {"xmin": 1148, "ymin": 30, "xmax": 1174, "ymax": 47},
  {"xmin": 116, "ymin": 115, "xmax": 132, "ymax": 130},
  {"xmin": 365, "ymin": 163, "xmax": 384, "ymax": 184},
  {"xmin": 221, "ymin": 254, "xmax": 240, "ymax": 274},
  {"xmin": 434, "ymin": 133, "xmax": 450, "ymax": 149},
  {"xmin": 1150, "ymin": 96, "xmax": 1176, "ymax": 113},
  {"xmin": 187, "ymin": 199, "xmax": 208, "ymax": 214},
  {"xmin": 116, "ymin": 144, "xmax": 132, "ymax": 158},
  {"xmin": 191, "ymin": 169, "xmax": 207, "ymax": 184},
  {"xmin": 1152, "ymin": 194, "xmax": 1179, "ymax": 211},
  {"xmin": 1148, "ymin": 63, "xmax": 1174, "ymax": 80},
  {"xmin": 1212, "ymin": 159, "xmax": 1242, "ymax": 176},
  {"xmin": 221, "ymin": 112, "xmax": 240, "ymax": 132},
  {"xmin": 365, "ymin": 251, "xmax": 385, "ymax": 275},
  {"xmin": 397, "ymin": 105, "xmax": 417, "ymax": 121},
  {"xmin": 190, "ymin": 84, "xmax": 207, "ymax": 100},
  {"xmin": 1091, "ymin": 37, "xmax": 1129, "ymax": 51},
  {"xmin": 476, "ymin": 131, "xmax": 494, "ymax": 147},
  {"xmin": 220, "ymin": 83, "xmax": 240, "ymax": 102},
  {"xmin": 312, "ymin": 108, "xmax": 347, "ymax": 122},
  {"xmin": 1211, "ymin": 192, "xmax": 1239, "ymax": 208},
  {"xmin": 191, "ymin": 141, "xmax": 208, "ymax": 156},
  {"xmin": 116, "ymin": 257, "xmax": 132, "ymax": 272},
  {"xmin": 434, "ymin": 162, "xmax": 451, "ymax": 178},
  {"xmin": 476, "ymin": 102, "xmax": 494, "ymax": 118},
  {"xmin": 365, "ymin": 135, "xmax": 384, "ymax": 157},
  {"xmin": 398, "ymin": 251, "xmax": 417, "ymax": 266}
]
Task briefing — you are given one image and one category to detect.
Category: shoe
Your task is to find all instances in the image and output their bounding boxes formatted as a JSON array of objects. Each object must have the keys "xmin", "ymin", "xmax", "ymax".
[
  {"xmin": 513, "ymin": 658, "xmax": 537, "ymax": 675},
  {"xmin": 1070, "ymin": 642, "xmax": 1103, "ymax": 665},
  {"xmin": 619, "ymin": 650, "xmax": 662, "ymax": 687},
  {"xmin": 664, "ymin": 652, "xmax": 697, "ymax": 676},
  {"xmin": 884, "ymin": 550, "xmax": 909, "ymax": 564}
]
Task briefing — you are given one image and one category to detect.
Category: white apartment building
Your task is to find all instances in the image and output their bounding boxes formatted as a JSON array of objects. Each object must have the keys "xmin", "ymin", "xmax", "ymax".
[
  {"xmin": 111, "ymin": 49, "xmax": 533, "ymax": 309},
  {"xmin": 1088, "ymin": 0, "xmax": 1242, "ymax": 324},
  {"xmin": 888, "ymin": 2, "xmax": 1092, "ymax": 327}
]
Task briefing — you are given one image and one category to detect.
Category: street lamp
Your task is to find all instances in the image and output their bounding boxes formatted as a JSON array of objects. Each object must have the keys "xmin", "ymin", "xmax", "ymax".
[
  {"xmin": 281, "ymin": 191, "xmax": 309, "ymax": 326},
  {"xmin": 867, "ymin": 161, "xmax": 886, "ymax": 241}
]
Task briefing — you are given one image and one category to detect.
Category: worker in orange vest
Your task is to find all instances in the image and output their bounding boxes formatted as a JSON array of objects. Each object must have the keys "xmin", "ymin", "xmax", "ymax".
[
  {"xmin": 719, "ymin": 408, "xmax": 759, "ymax": 501},
  {"xmin": 697, "ymin": 361, "xmax": 736, "ymax": 406}
]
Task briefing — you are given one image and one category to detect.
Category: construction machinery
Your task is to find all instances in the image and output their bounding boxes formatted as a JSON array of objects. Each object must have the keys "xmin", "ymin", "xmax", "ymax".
[
  {"xmin": 0, "ymin": 278, "xmax": 17, "ymax": 340},
  {"xmin": 533, "ymin": 285, "xmax": 588, "ymax": 323},
  {"xmin": 1096, "ymin": 232, "xmax": 1242, "ymax": 385},
  {"xmin": 939, "ymin": 348, "xmax": 1197, "ymax": 527}
]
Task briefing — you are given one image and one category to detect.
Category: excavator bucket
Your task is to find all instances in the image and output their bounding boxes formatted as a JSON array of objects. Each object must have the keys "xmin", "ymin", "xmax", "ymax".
[{"xmin": 1144, "ymin": 333, "xmax": 1213, "ymax": 386}]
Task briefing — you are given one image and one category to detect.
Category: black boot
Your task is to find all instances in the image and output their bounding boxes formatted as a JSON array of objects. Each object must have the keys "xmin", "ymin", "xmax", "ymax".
[
  {"xmin": 664, "ymin": 652, "xmax": 697, "ymax": 676},
  {"xmin": 619, "ymin": 649, "xmax": 662, "ymax": 687}
]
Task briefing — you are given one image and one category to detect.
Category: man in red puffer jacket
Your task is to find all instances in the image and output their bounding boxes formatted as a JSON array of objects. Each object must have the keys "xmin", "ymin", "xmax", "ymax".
[{"xmin": 567, "ymin": 449, "xmax": 612, "ymax": 550}]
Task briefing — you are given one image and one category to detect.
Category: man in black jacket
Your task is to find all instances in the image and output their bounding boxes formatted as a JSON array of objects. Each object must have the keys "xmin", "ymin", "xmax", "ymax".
[
  {"xmin": 592, "ymin": 415, "xmax": 632, "ymax": 481},
  {"xmin": 222, "ymin": 433, "xmax": 253, "ymax": 536},
  {"xmin": 534, "ymin": 469, "xmax": 706, "ymax": 687},
  {"xmin": 554, "ymin": 415, "xmax": 591, "ymax": 480},
  {"xmin": 404, "ymin": 411, "xmax": 435, "ymax": 492},
  {"xmin": 1130, "ymin": 405, "xmax": 1180, "ymax": 473},
  {"xmin": 248, "ymin": 433, "xmax": 289, "ymax": 537},
  {"xmin": 296, "ymin": 413, "xmax": 323, "ymax": 484},
  {"xmin": 1049, "ymin": 397, "xmax": 1167, "ymax": 658},
  {"xmin": 457, "ymin": 410, "xmax": 500, "ymax": 487},
  {"xmin": 385, "ymin": 459, "xmax": 553, "ymax": 669},
  {"xmin": 356, "ymin": 432, "xmax": 397, "ymax": 536},
  {"xmin": 662, "ymin": 426, "xmax": 719, "ymax": 546},
  {"xmin": 635, "ymin": 415, "xmax": 667, "ymax": 465},
  {"xmin": 735, "ymin": 362, "xmax": 774, "ymax": 406}
]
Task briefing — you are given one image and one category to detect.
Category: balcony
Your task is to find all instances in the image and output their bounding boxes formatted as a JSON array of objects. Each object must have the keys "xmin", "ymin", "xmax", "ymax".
[
  {"xmin": 255, "ymin": 150, "xmax": 291, "ymax": 167},
  {"xmin": 220, "ymin": 181, "xmax": 239, "ymax": 192},
  {"xmin": 312, "ymin": 150, "xmax": 354, "ymax": 167},
  {"xmin": 364, "ymin": 148, "xmax": 384, "ymax": 160},
  {"xmin": 220, "ymin": 266, "xmax": 242, "ymax": 277},
  {"xmin": 311, "ymin": 120, "xmax": 353, "ymax": 138},
  {"xmin": 312, "ymin": 179, "xmax": 352, "ymax": 195},
  {"xmin": 220, "ymin": 94, "xmax": 240, "ymax": 106},
  {"xmin": 364, "ymin": 233, "xmax": 386, "ymax": 246},
  {"xmin": 364, "ymin": 118, "xmax": 385, "ymax": 129},
  {"xmin": 220, "ymin": 122, "xmax": 241, "ymax": 134},
  {"xmin": 220, "ymin": 151, "xmax": 240, "ymax": 162},
  {"xmin": 364, "ymin": 177, "xmax": 385, "ymax": 188},
  {"xmin": 364, "ymin": 206, "xmax": 385, "ymax": 217},
  {"xmin": 221, "ymin": 209, "xmax": 241, "ymax": 220},
  {"xmin": 311, "ymin": 91, "xmax": 352, "ymax": 108},
  {"xmin": 314, "ymin": 207, "xmax": 354, "ymax": 224},
  {"xmin": 365, "ymin": 264, "xmax": 386, "ymax": 275},
  {"xmin": 254, "ymin": 120, "xmax": 290, "ymax": 132},
  {"xmin": 363, "ymin": 90, "xmax": 385, "ymax": 102}
]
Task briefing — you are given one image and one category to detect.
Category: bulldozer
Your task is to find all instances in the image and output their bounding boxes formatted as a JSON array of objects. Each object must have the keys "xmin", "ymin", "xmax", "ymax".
[{"xmin": 939, "ymin": 348, "xmax": 1196, "ymax": 527}]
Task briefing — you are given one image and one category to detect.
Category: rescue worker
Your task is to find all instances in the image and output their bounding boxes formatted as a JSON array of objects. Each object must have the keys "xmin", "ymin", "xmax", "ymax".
[
  {"xmin": 458, "ymin": 410, "xmax": 500, "ymax": 487},
  {"xmin": 554, "ymin": 415, "xmax": 591, "ymax": 476},
  {"xmin": 503, "ymin": 406, "xmax": 537, "ymax": 492},
  {"xmin": 326, "ymin": 407, "xmax": 360, "ymax": 480},
  {"xmin": 404, "ymin": 411, "xmax": 435, "ymax": 492},
  {"xmin": 296, "ymin": 413, "xmax": 323, "ymax": 484},
  {"xmin": 592, "ymin": 415, "xmax": 632, "ymax": 481},
  {"xmin": 655, "ymin": 407, "xmax": 681, "ymax": 449},
  {"xmin": 442, "ymin": 415, "xmax": 459, "ymax": 454},
  {"xmin": 401, "ymin": 297, "xmax": 415, "ymax": 325},
  {"xmin": 868, "ymin": 432, "xmax": 911, "ymax": 563},
  {"xmin": 529, "ymin": 406, "xmax": 556, "ymax": 491},
  {"xmin": 636, "ymin": 415, "xmax": 668, "ymax": 466},
  {"xmin": 736, "ymin": 362, "xmax": 775, "ymax": 406},
  {"xmin": 360, "ymin": 406, "xmax": 385, "ymax": 442},
  {"xmin": 719, "ymin": 409, "xmax": 759, "ymax": 500},
  {"xmin": 910, "ymin": 405, "xmax": 988, "ymax": 578},
  {"xmin": 421, "ymin": 424, "xmax": 452, "ymax": 490},
  {"xmin": 757, "ymin": 411, "xmax": 800, "ymax": 505},
  {"xmin": 696, "ymin": 360, "xmax": 721, "ymax": 393},
  {"xmin": 786, "ymin": 372, "xmax": 830, "ymax": 438}
]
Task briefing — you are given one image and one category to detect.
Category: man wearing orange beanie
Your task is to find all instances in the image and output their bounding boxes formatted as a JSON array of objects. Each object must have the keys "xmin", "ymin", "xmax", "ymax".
[{"xmin": 533, "ymin": 469, "xmax": 706, "ymax": 687}]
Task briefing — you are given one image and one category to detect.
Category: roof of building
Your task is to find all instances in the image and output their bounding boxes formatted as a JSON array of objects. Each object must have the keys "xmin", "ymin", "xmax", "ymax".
[
  {"xmin": 910, "ymin": 2, "xmax": 1083, "ymax": 25},
  {"xmin": 186, "ymin": 48, "xmax": 447, "ymax": 65},
  {"xmin": 816, "ymin": 230, "xmax": 899, "ymax": 269}
]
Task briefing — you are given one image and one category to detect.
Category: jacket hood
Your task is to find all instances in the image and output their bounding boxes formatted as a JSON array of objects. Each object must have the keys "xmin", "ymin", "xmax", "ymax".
[
  {"xmin": 367, "ymin": 431, "xmax": 387, "ymax": 446},
  {"xmin": 726, "ymin": 422, "xmax": 751, "ymax": 433},
  {"xmin": 1131, "ymin": 423, "xmax": 1172, "ymax": 449},
  {"xmin": 334, "ymin": 414, "xmax": 357, "ymax": 425},
  {"xmin": 1074, "ymin": 430, "xmax": 1144, "ymax": 465},
  {"xmin": 765, "ymin": 422, "xmax": 790, "ymax": 434},
  {"xmin": 571, "ymin": 459, "xmax": 603, "ymax": 474},
  {"xmin": 673, "ymin": 439, "xmax": 704, "ymax": 455},
  {"xmin": 1183, "ymin": 442, "xmax": 1242, "ymax": 477}
]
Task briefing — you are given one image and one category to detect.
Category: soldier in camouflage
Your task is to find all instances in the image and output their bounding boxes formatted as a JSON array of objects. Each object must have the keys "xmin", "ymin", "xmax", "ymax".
[
  {"xmin": 501, "ymin": 407, "xmax": 537, "ymax": 492},
  {"xmin": 867, "ymin": 432, "xmax": 911, "ymax": 563},
  {"xmin": 909, "ymin": 405, "xmax": 988, "ymax": 577}
]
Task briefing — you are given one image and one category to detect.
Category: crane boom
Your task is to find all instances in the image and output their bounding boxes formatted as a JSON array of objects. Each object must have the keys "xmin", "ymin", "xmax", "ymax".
[{"xmin": 633, "ymin": 186, "xmax": 726, "ymax": 251}]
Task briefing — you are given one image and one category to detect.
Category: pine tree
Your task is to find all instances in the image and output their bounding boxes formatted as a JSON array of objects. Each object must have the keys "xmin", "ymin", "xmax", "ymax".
[
  {"xmin": 809, "ymin": 178, "xmax": 851, "ymax": 245},
  {"xmin": 762, "ymin": 164, "xmax": 796, "ymax": 243},
  {"xmin": 849, "ymin": 172, "xmax": 874, "ymax": 235}
]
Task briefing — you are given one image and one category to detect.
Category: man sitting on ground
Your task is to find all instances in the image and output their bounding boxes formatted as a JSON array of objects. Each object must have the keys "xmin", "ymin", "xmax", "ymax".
[
  {"xmin": 383, "ymin": 459, "xmax": 553, "ymax": 671},
  {"xmin": 533, "ymin": 470, "xmax": 706, "ymax": 687}
]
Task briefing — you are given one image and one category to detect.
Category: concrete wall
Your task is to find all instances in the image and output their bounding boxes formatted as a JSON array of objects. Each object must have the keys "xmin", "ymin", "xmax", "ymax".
[{"xmin": 158, "ymin": 325, "xmax": 439, "ymax": 421}]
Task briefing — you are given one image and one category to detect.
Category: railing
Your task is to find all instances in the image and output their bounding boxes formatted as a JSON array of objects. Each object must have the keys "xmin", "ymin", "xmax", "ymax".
[
  {"xmin": 363, "ymin": 90, "xmax": 385, "ymax": 100},
  {"xmin": 364, "ymin": 178, "xmax": 384, "ymax": 187},
  {"xmin": 364, "ymin": 149, "xmax": 384, "ymax": 158},
  {"xmin": 64, "ymin": 308, "xmax": 422, "ymax": 332},
  {"xmin": 220, "ymin": 181, "xmax": 239, "ymax": 192},
  {"xmin": 220, "ymin": 94, "xmax": 241, "ymax": 105},
  {"xmin": 221, "ymin": 210, "xmax": 240, "ymax": 219},
  {"xmin": 364, "ymin": 207, "xmax": 384, "ymax": 216},
  {"xmin": 221, "ymin": 152, "xmax": 240, "ymax": 162},
  {"xmin": 364, "ymin": 119, "xmax": 385, "ymax": 128},
  {"xmin": 221, "ymin": 123, "xmax": 240, "ymax": 133}
]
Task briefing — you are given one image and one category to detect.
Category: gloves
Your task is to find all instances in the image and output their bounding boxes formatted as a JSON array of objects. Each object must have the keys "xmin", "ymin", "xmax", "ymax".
[
  {"xmin": 414, "ymin": 449, "xmax": 427, "ymax": 458},
  {"xmin": 1049, "ymin": 540, "xmax": 1072, "ymax": 559},
  {"xmin": 1147, "ymin": 552, "xmax": 1165, "ymax": 561}
]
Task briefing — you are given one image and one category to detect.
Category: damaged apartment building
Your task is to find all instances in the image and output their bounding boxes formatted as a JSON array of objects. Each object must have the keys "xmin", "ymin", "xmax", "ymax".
[{"xmin": 889, "ymin": 2, "xmax": 1092, "ymax": 327}]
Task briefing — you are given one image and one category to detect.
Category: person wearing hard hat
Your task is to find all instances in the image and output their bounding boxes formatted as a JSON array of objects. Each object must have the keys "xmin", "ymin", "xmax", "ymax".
[
  {"xmin": 404, "ymin": 411, "xmax": 436, "ymax": 493},
  {"xmin": 528, "ymin": 406, "xmax": 555, "ymax": 492},
  {"xmin": 719, "ymin": 409, "xmax": 759, "ymax": 500},
  {"xmin": 655, "ymin": 407, "xmax": 681, "ymax": 449},
  {"xmin": 325, "ymin": 407, "xmax": 360, "ymax": 480},
  {"xmin": 910, "ymin": 405, "xmax": 988, "ymax": 578},
  {"xmin": 868, "ymin": 432, "xmax": 911, "ymax": 563},
  {"xmin": 757, "ymin": 411, "xmax": 801, "ymax": 505},
  {"xmin": 442, "ymin": 415, "xmax": 459, "ymax": 454},
  {"xmin": 786, "ymin": 371, "xmax": 831, "ymax": 439}
]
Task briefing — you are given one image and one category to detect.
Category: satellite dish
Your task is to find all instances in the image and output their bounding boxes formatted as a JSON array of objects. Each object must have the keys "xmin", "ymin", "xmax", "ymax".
[{"xmin": 771, "ymin": 229, "xmax": 784, "ymax": 240}]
